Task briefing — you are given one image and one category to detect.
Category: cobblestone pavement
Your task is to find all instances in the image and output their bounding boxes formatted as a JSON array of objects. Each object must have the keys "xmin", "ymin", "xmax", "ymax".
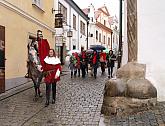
[
  {"xmin": 0, "ymin": 68, "xmax": 108, "ymax": 126},
  {"xmin": 1, "ymin": 67, "xmax": 165, "ymax": 126},
  {"xmin": 100, "ymin": 102, "xmax": 165, "ymax": 126}
]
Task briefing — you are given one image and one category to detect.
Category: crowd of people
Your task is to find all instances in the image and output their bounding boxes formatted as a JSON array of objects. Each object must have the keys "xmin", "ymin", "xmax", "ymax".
[{"xmin": 68, "ymin": 49, "xmax": 116, "ymax": 79}]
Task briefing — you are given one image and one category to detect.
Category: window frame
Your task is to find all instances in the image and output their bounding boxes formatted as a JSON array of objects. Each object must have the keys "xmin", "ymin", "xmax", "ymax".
[
  {"xmin": 58, "ymin": 2, "xmax": 67, "ymax": 23},
  {"xmin": 99, "ymin": 33, "xmax": 101, "ymax": 42},
  {"xmin": 80, "ymin": 21, "xmax": 85, "ymax": 35},
  {"xmin": 96, "ymin": 30, "xmax": 98, "ymax": 40},
  {"xmin": 73, "ymin": 14, "xmax": 76, "ymax": 30}
]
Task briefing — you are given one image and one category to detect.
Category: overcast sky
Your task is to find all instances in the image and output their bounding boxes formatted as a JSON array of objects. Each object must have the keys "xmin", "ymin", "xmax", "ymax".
[{"xmin": 73, "ymin": 0, "xmax": 119, "ymax": 17}]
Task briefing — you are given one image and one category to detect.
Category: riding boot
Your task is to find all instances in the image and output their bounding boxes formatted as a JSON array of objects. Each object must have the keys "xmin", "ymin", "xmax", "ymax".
[
  {"xmin": 45, "ymin": 84, "xmax": 50, "ymax": 107},
  {"xmin": 52, "ymin": 82, "xmax": 56, "ymax": 104}
]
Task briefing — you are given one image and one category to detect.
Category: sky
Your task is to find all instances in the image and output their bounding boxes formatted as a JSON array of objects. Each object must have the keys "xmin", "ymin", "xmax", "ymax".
[{"xmin": 73, "ymin": 0, "xmax": 119, "ymax": 17}]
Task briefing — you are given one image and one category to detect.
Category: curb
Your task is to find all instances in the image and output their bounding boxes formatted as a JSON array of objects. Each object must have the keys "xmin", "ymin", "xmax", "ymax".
[{"xmin": 0, "ymin": 81, "xmax": 34, "ymax": 101}]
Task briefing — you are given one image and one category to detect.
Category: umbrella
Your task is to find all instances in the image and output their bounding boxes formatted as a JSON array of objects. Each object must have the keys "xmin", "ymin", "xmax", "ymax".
[
  {"xmin": 103, "ymin": 48, "xmax": 110, "ymax": 53},
  {"xmin": 86, "ymin": 49, "xmax": 93, "ymax": 54},
  {"xmin": 67, "ymin": 50, "xmax": 81, "ymax": 56},
  {"xmin": 90, "ymin": 45, "xmax": 106, "ymax": 50}
]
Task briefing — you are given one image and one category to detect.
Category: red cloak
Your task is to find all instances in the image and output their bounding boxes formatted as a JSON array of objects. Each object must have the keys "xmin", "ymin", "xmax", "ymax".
[
  {"xmin": 38, "ymin": 39, "xmax": 50, "ymax": 68},
  {"xmin": 44, "ymin": 63, "xmax": 61, "ymax": 84}
]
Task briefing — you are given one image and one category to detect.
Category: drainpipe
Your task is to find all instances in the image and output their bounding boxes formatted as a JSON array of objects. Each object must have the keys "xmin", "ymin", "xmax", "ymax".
[
  {"xmin": 69, "ymin": 6, "xmax": 71, "ymax": 50},
  {"xmin": 117, "ymin": 0, "xmax": 123, "ymax": 68},
  {"xmin": 111, "ymin": 32, "xmax": 113, "ymax": 50},
  {"xmin": 87, "ymin": 21, "xmax": 89, "ymax": 49}
]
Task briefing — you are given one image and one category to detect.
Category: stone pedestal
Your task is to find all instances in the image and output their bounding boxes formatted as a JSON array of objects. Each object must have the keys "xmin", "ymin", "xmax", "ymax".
[{"xmin": 101, "ymin": 62, "xmax": 157, "ymax": 116}]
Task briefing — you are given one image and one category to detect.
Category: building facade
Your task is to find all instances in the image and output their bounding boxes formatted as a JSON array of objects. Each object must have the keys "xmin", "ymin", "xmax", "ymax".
[
  {"xmin": 123, "ymin": 0, "xmax": 165, "ymax": 101},
  {"xmin": 0, "ymin": 0, "xmax": 55, "ymax": 93},
  {"xmin": 54, "ymin": 0, "xmax": 89, "ymax": 57},
  {"xmin": 83, "ymin": 4, "xmax": 118, "ymax": 50}
]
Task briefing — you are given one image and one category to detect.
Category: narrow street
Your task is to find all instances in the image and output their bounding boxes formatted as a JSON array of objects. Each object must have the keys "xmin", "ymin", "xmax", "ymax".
[
  {"xmin": 0, "ymin": 67, "xmax": 107, "ymax": 126},
  {"xmin": 1, "ymin": 67, "xmax": 165, "ymax": 126}
]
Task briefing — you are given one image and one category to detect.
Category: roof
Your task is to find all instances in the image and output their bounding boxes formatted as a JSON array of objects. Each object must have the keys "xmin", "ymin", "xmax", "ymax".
[
  {"xmin": 82, "ymin": 8, "xmax": 90, "ymax": 15},
  {"xmin": 98, "ymin": 5, "xmax": 110, "ymax": 16},
  {"xmin": 65, "ymin": 0, "xmax": 89, "ymax": 21}
]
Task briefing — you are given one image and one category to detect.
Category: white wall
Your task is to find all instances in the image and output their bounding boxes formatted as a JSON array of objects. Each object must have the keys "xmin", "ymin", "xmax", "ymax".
[
  {"xmin": 79, "ymin": 16, "xmax": 87, "ymax": 50},
  {"xmin": 55, "ymin": 0, "xmax": 88, "ymax": 51},
  {"xmin": 137, "ymin": 0, "xmax": 165, "ymax": 101}
]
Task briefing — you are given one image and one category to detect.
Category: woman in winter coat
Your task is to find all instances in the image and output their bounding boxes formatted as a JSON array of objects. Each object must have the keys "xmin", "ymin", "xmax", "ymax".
[
  {"xmin": 106, "ymin": 50, "xmax": 116, "ymax": 78},
  {"xmin": 92, "ymin": 50, "xmax": 99, "ymax": 79},
  {"xmin": 43, "ymin": 49, "xmax": 61, "ymax": 107}
]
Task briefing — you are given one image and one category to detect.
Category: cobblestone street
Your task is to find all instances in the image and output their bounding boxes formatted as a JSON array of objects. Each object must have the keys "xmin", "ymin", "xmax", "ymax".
[
  {"xmin": 100, "ymin": 101, "xmax": 165, "ymax": 126},
  {"xmin": 1, "ymin": 67, "xmax": 165, "ymax": 126},
  {"xmin": 0, "ymin": 68, "xmax": 107, "ymax": 126}
]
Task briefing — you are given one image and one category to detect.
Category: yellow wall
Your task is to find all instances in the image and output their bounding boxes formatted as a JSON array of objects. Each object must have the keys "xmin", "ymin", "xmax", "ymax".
[
  {"xmin": 0, "ymin": 0, "xmax": 55, "ymax": 79},
  {"xmin": 6, "ymin": 0, "xmax": 54, "ymax": 28}
]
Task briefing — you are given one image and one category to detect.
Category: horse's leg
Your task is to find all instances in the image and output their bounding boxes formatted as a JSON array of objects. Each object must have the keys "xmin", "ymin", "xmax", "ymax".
[
  {"xmin": 36, "ymin": 73, "xmax": 43, "ymax": 97},
  {"xmin": 31, "ymin": 77, "xmax": 38, "ymax": 97}
]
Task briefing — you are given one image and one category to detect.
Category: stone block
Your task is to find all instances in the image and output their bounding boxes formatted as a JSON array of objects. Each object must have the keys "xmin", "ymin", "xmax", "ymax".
[
  {"xmin": 127, "ymin": 79, "xmax": 157, "ymax": 99},
  {"xmin": 116, "ymin": 62, "xmax": 146, "ymax": 80},
  {"xmin": 104, "ymin": 79, "xmax": 127, "ymax": 97}
]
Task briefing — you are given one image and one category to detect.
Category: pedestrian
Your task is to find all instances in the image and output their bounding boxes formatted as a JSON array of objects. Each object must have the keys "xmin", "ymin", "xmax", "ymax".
[
  {"xmin": 92, "ymin": 50, "xmax": 99, "ymax": 79},
  {"xmin": 100, "ymin": 50, "xmax": 106, "ymax": 74},
  {"xmin": 75, "ymin": 52, "xmax": 81, "ymax": 77},
  {"xmin": 80, "ymin": 50, "xmax": 87, "ymax": 78},
  {"xmin": 43, "ymin": 49, "xmax": 61, "ymax": 107},
  {"xmin": 69, "ymin": 53, "xmax": 77, "ymax": 78},
  {"xmin": 106, "ymin": 50, "xmax": 116, "ymax": 78}
]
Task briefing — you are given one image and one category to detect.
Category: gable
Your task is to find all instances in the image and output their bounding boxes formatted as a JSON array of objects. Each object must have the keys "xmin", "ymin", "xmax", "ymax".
[{"xmin": 98, "ymin": 6, "xmax": 110, "ymax": 16}]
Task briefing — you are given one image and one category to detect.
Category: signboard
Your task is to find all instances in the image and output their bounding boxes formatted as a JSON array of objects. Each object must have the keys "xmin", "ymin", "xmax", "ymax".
[
  {"xmin": 55, "ymin": 13, "xmax": 63, "ymax": 28},
  {"xmin": 67, "ymin": 31, "xmax": 73, "ymax": 37},
  {"xmin": 55, "ymin": 36, "xmax": 63, "ymax": 47}
]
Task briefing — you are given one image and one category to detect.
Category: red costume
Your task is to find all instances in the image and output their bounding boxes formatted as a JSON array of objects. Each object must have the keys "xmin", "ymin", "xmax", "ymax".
[
  {"xmin": 38, "ymin": 39, "xmax": 50, "ymax": 68},
  {"xmin": 93, "ymin": 54, "xmax": 97, "ymax": 64},
  {"xmin": 82, "ymin": 51, "xmax": 86, "ymax": 59},
  {"xmin": 43, "ymin": 56, "xmax": 61, "ymax": 84},
  {"xmin": 100, "ymin": 52, "xmax": 106, "ymax": 62}
]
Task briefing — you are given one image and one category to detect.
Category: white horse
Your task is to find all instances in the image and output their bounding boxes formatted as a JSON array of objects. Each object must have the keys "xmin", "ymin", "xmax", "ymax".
[{"xmin": 27, "ymin": 41, "xmax": 43, "ymax": 98}]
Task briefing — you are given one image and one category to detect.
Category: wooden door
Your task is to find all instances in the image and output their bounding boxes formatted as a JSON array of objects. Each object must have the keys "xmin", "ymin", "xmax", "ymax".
[{"xmin": 0, "ymin": 25, "xmax": 5, "ymax": 93}]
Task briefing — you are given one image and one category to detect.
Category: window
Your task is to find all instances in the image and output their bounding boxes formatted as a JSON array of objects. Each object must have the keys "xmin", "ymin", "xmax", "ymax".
[
  {"xmin": 104, "ymin": 35, "xmax": 106, "ymax": 44},
  {"xmin": 99, "ymin": 33, "xmax": 101, "ymax": 42},
  {"xmin": 104, "ymin": 20, "xmax": 106, "ymax": 26},
  {"xmin": 58, "ymin": 2, "xmax": 67, "ymax": 22},
  {"xmin": 73, "ymin": 14, "xmax": 76, "ymax": 30},
  {"xmin": 32, "ymin": 0, "xmax": 42, "ymax": 9},
  {"xmin": 108, "ymin": 37, "xmax": 110, "ymax": 45},
  {"xmin": 73, "ymin": 45, "xmax": 76, "ymax": 50},
  {"xmin": 96, "ymin": 30, "xmax": 98, "ymax": 40},
  {"xmin": 91, "ymin": 17, "xmax": 93, "ymax": 22},
  {"xmin": 80, "ymin": 21, "xmax": 85, "ymax": 35}
]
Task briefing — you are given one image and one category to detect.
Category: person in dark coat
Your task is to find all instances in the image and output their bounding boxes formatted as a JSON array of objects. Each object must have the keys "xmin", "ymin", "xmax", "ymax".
[
  {"xmin": 92, "ymin": 50, "xmax": 99, "ymax": 79},
  {"xmin": 80, "ymin": 50, "xmax": 87, "ymax": 78},
  {"xmin": 106, "ymin": 50, "xmax": 116, "ymax": 78}
]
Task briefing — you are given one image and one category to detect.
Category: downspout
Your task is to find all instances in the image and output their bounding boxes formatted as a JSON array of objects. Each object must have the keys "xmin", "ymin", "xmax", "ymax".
[
  {"xmin": 111, "ymin": 32, "xmax": 113, "ymax": 50},
  {"xmin": 69, "ymin": 5, "xmax": 71, "ymax": 50},
  {"xmin": 118, "ymin": 0, "xmax": 123, "ymax": 68},
  {"xmin": 78, "ymin": 14, "xmax": 80, "ymax": 50},
  {"xmin": 87, "ymin": 21, "xmax": 89, "ymax": 49}
]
